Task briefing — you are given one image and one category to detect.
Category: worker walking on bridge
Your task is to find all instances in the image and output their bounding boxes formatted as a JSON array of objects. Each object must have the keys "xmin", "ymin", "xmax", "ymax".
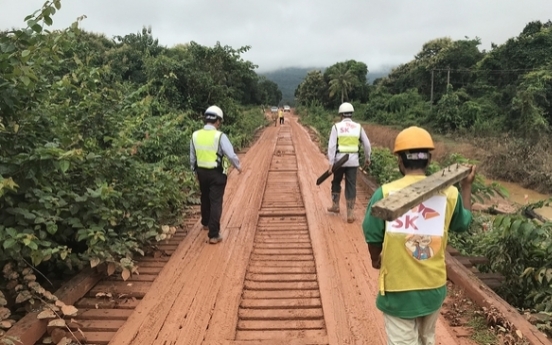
[
  {"xmin": 326, "ymin": 102, "xmax": 372, "ymax": 223},
  {"xmin": 278, "ymin": 108, "xmax": 284, "ymax": 125},
  {"xmin": 190, "ymin": 105, "xmax": 242, "ymax": 244},
  {"xmin": 362, "ymin": 126, "xmax": 476, "ymax": 345}
]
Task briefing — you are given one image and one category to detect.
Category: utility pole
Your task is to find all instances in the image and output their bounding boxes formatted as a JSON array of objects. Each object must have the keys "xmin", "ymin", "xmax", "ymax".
[
  {"xmin": 447, "ymin": 67, "xmax": 451, "ymax": 87},
  {"xmin": 430, "ymin": 69, "xmax": 434, "ymax": 105}
]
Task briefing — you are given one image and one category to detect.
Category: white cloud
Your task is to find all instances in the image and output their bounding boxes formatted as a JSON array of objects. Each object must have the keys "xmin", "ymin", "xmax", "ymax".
[{"xmin": 1, "ymin": 0, "xmax": 550, "ymax": 72}]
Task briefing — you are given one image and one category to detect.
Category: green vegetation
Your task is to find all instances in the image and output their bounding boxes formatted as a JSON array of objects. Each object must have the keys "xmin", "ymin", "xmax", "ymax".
[
  {"xmin": 294, "ymin": 20, "xmax": 552, "ymax": 194},
  {"xmin": 262, "ymin": 67, "xmax": 390, "ymax": 106},
  {"xmin": 262, "ymin": 67, "xmax": 315, "ymax": 105},
  {"xmin": 0, "ymin": 0, "xmax": 272, "ymax": 331}
]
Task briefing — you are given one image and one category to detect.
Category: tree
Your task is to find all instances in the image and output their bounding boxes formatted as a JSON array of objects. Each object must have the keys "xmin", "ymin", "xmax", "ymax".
[
  {"xmin": 326, "ymin": 62, "xmax": 357, "ymax": 104},
  {"xmin": 257, "ymin": 77, "xmax": 282, "ymax": 106},
  {"xmin": 294, "ymin": 70, "xmax": 328, "ymax": 106}
]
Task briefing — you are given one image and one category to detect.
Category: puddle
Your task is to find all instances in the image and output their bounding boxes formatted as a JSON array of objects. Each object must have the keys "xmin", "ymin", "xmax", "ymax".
[{"xmin": 487, "ymin": 179, "xmax": 552, "ymax": 220}]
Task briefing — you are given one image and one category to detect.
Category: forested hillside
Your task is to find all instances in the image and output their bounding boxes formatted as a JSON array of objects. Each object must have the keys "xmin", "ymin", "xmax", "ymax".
[
  {"xmin": 262, "ymin": 67, "xmax": 317, "ymax": 105},
  {"xmin": 262, "ymin": 67, "xmax": 390, "ymax": 105}
]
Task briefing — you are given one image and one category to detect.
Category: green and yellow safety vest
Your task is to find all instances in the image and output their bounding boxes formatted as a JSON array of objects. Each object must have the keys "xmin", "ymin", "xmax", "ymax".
[{"xmin": 378, "ymin": 176, "xmax": 458, "ymax": 295}]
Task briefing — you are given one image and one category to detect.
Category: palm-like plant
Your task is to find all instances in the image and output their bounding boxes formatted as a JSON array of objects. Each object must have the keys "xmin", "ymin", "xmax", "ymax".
[{"xmin": 328, "ymin": 64, "xmax": 356, "ymax": 103}]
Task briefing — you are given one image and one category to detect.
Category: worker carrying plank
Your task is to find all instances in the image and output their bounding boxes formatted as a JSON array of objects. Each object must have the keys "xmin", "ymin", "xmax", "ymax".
[
  {"xmin": 362, "ymin": 126, "xmax": 476, "ymax": 345},
  {"xmin": 326, "ymin": 102, "xmax": 372, "ymax": 223}
]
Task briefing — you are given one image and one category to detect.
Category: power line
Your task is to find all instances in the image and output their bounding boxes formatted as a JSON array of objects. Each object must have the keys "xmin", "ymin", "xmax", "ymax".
[{"xmin": 431, "ymin": 68, "xmax": 542, "ymax": 73}]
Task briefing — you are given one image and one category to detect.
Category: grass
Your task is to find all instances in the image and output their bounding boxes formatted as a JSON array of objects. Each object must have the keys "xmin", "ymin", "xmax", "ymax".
[
  {"xmin": 444, "ymin": 283, "xmax": 531, "ymax": 345},
  {"xmin": 361, "ymin": 122, "xmax": 552, "ymax": 194},
  {"xmin": 360, "ymin": 122, "xmax": 486, "ymax": 165},
  {"xmin": 468, "ymin": 316, "xmax": 499, "ymax": 344}
]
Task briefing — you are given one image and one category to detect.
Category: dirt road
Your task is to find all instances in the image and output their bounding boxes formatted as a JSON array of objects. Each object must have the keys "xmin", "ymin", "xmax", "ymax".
[{"xmin": 107, "ymin": 113, "xmax": 472, "ymax": 345}]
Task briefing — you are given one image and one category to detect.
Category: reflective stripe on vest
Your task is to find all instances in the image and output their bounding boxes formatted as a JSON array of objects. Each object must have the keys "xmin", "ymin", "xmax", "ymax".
[
  {"xmin": 192, "ymin": 129, "xmax": 222, "ymax": 169},
  {"xmin": 378, "ymin": 175, "xmax": 458, "ymax": 295},
  {"xmin": 335, "ymin": 122, "xmax": 361, "ymax": 153}
]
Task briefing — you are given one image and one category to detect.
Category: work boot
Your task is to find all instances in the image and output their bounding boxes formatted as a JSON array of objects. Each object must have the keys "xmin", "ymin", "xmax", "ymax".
[
  {"xmin": 346, "ymin": 199, "xmax": 356, "ymax": 223},
  {"xmin": 327, "ymin": 193, "xmax": 340, "ymax": 213},
  {"xmin": 209, "ymin": 235, "xmax": 223, "ymax": 244}
]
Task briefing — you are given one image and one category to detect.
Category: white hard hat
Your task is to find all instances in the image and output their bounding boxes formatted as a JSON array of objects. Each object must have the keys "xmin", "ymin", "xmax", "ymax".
[
  {"xmin": 338, "ymin": 102, "xmax": 354, "ymax": 116},
  {"xmin": 205, "ymin": 105, "xmax": 223, "ymax": 120}
]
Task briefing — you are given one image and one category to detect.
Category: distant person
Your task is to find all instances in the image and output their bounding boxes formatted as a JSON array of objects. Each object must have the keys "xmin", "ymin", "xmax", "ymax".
[
  {"xmin": 326, "ymin": 102, "xmax": 371, "ymax": 223},
  {"xmin": 362, "ymin": 126, "xmax": 476, "ymax": 345},
  {"xmin": 278, "ymin": 108, "xmax": 284, "ymax": 125},
  {"xmin": 190, "ymin": 105, "xmax": 242, "ymax": 244}
]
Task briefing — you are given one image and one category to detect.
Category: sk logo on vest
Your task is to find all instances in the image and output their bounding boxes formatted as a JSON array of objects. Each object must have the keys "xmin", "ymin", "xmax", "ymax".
[{"xmin": 392, "ymin": 203, "xmax": 440, "ymax": 231}]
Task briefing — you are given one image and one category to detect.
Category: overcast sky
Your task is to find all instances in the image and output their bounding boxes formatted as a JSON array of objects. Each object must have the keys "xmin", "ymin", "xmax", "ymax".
[{"xmin": 1, "ymin": 0, "xmax": 550, "ymax": 73}]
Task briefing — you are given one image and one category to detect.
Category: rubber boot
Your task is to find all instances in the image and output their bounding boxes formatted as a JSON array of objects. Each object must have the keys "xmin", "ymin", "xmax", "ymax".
[
  {"xmin": 346, "ymin": 199, "xmax": 356, "ymax": 223},
  {"xmin": 327, "ymin": 193, "xmax": 340, "ymax": 213}
]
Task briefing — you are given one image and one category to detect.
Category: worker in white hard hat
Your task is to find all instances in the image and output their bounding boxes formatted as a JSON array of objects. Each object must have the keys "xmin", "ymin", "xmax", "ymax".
[
  {"xmin": 326, "ymin": 102, "xmax": 372, "ymax": 223},
  {"xmin": 190, "ymin": 105, "xmax": 242, "ymax": 244}
]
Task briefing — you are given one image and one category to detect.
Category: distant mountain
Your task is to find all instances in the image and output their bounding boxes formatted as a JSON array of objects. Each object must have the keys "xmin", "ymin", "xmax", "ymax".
[
  {"xmin": 367, "ymin": 70, "xmax": 390, "ymax": 84},
  {"xmin": 261, "ymin": 67, "xmax": 322, "ymax": 105},
  {"xmin": 261, "ymin": 67, "xmax": 391, "ymax": 105}
]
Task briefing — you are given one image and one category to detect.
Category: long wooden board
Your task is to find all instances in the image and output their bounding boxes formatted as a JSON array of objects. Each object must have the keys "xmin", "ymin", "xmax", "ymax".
[{"xmin": 371, "ymin": 164, "xmax": 471, "ymax": 221}]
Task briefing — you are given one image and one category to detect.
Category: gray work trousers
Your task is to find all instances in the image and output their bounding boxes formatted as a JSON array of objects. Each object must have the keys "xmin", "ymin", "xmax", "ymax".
[{"xmin": 330, "ymin": 167, "xmax": 357, "ymax": 200}]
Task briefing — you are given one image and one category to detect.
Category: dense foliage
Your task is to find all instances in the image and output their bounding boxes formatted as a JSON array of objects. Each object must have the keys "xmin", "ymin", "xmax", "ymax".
[
  {"xmin": 0, "ymin": 0, "xmax": 272, "ymax": 331},
  {"xmin": 294, "ymin": 60, "xmax": 370, "ymax": 109},
  {"xmin": 295, "ymin": 21, "xmax": 552, "ymax": 137},
  {"xmin": 294, "ymin": 21, "xmax": 552, "ymax": 194}
]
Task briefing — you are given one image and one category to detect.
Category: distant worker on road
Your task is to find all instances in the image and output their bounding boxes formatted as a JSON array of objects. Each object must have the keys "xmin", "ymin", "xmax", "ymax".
[
  {"xmin": 190, "ymin": 105, "xmax": 242, "ymax": 244},
  {"xmin": 274, "ymin": 108, "xmax": 284, "ymax": 126},
  {"xmin": 362, "ymin": 126, "xmax": 476, "ymax": 345},
  {"xmin": 278, "ymin": 108, "xmax": 284, "ymax": 125},
  {"xmin": 326, "ymin": 102, "xmax": 372, "ymax": 223}
]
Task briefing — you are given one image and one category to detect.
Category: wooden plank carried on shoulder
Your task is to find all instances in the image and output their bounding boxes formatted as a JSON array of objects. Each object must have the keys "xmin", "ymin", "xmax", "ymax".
[{"xmin": 371, "ymin": 164, "xmax": 471, "ymax": 221}]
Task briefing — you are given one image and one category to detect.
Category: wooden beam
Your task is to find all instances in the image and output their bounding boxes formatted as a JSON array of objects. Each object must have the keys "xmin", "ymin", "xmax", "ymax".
[
  {"xmin": 2, "ymin": 268, "xmax": 103, "ymax": 345},
  {"xmin": 446, "ymin": 252, "xmax": 550, "ymax": 345},
  {"xmin": 371, "ymin": 164, "xmax": 471, "ymax": 221}
]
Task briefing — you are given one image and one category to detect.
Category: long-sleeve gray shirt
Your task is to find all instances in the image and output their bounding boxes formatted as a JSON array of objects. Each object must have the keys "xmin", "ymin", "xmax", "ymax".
[
  {"xmin": 190, "ymin": 124, "xmax": 241, "ymax": 173},
  {"xmin": 327, "ymin": 119, "xmax": 371, "ymax": 167}
]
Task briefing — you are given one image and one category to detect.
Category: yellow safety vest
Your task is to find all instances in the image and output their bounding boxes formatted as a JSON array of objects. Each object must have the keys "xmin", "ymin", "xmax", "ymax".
[
  {"xmin": 335, "ymin": 121, "xmax": 361, "ymax": 153},
  {"xmin": 378, "ymin": 175, "xmax": 458, "ymax": 295},
  {"xmin": 278, "ymin": 110, "xmax": 283, "ymax": 118},
  {"xmin": 192, "ymin": 129, "xmax": 230, "ymax": 174}
]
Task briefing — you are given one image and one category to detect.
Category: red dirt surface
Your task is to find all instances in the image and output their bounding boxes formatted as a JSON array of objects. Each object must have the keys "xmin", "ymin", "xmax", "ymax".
[{"xmin": 102, "ymin": 113, "xmax": 475, "ymax": 345}]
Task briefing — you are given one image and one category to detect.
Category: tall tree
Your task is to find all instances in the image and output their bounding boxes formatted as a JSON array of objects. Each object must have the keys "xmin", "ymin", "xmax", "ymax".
[
  {"xmin": 294, "ymin": 70, "xmax": 328, "ymax": 106},
  {"xmin": 327, "ymin": 63, "xmax": 356, "ymax": 103}
]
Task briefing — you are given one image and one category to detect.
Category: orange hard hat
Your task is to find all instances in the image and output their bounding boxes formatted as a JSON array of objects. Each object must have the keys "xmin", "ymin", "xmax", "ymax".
[{"xmin": 393, "ymin": 126, "xmax": 435, "ymax": 153}]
